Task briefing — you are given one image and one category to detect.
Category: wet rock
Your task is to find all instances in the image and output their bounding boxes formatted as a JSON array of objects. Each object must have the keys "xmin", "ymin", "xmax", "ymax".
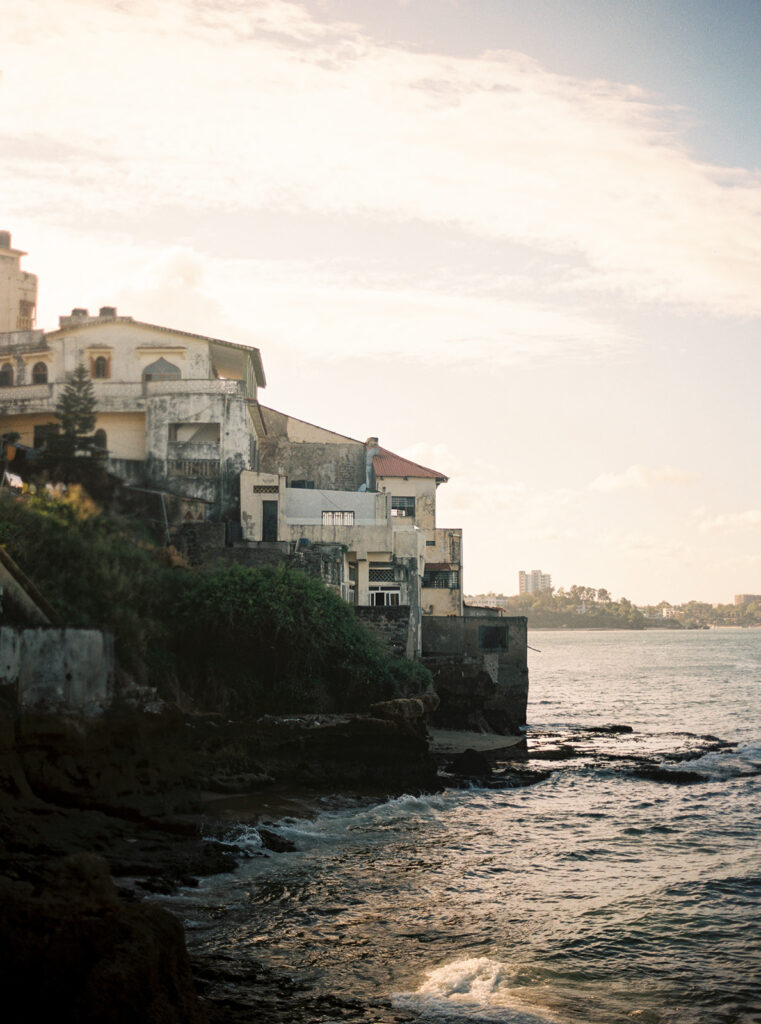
[
  {"xmin": 257, "ymin": 826, "xmax": 296, "ymax": 853},
  {"xmin": 447, "ymin": 747, "xmax": 493, "ymax": 779},
  {"xmin": 586, "ymin": 724, "xmax": 634, "ymax": 735}
]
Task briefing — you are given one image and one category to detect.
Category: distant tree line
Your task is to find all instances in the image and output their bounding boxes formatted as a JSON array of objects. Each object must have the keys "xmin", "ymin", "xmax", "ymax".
[{"xmin": 473, "ymin": 587, "xmax": 761, "ymax": 629}]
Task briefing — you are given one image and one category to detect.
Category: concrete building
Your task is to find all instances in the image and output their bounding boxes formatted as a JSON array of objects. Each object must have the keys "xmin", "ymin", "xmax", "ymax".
[
  {"xmin": 0, "ymin": 232, "xmax": 37, "ymax": 334},
  {"xmin": 240, "ymin": 408, "xmax": 464, "ymax": 626},
  {"xmin": 0, "ymin": 304, "xmax": 265, "ymax": 515},
  {"xmin": 518, "ymin": 569, "xmax": 552, "ymax": 595}
]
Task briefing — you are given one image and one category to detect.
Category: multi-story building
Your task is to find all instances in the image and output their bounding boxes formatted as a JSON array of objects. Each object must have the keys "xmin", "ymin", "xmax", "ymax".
[
  {"xmin": 0, "ymin": 232, "xmax": 37, "ymax": 334},
  {"xmin": 518, "ymin": 569, "xmax": 552, "ymax": 595},
  {"xmin": 240, "ymin": 407, "xmax": 463, "ymax": 620}
]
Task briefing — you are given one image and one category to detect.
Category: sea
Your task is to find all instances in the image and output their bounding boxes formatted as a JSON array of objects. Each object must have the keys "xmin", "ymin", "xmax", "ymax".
[{"xmin": 164, "ymin": 628, "xmax": 761, "ymax": 1023}]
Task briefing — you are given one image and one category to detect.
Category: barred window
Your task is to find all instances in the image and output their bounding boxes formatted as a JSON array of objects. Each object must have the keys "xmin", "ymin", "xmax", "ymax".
[
  {"xmin": 0, "ymin": 363, "xmax": 13, "ymax": 387},
  {"xmin": 32, "ymin": 362, "xmax": 48, "ymax": 384},
  {"xmin": 422, "ymin": 570, "xmax": 459, "ymax": 589},
  {"xmin": 369, "ymin": 565, "xmax": 395, "ymax": 582},
  {"xmin": 322, "ymin": 510, "xmax": 355, "ymax": 526},
  {"xmin": 391, "ymin": 496, "xmax": 415, "ymax": 518}
]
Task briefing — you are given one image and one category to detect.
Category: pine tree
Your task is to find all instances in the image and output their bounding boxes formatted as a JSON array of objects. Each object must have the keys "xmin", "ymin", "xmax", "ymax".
[{"xmin": 54, "ymin": 362, "xmax": 97, "ymax": 457}]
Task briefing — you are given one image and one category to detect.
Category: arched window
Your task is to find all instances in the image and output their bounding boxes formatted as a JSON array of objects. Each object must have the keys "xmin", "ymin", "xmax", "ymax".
[
  {"xmin": 0, "ymin": 363, "xmax": 13, "ymax": 387},
  {"xmin": 93, "ymin": 429, "xmax": 107, "ymax": 451},
  {"xmin": 32, "ymin": 362, "xmax": 48, "ymax": 384},
  {"xmin": 143, "ymin": 357, "xmax": 181, "ymax": 382},
  {"xmin": 93, "ymin": 356, "xmax": 109, "ymax": 379}
]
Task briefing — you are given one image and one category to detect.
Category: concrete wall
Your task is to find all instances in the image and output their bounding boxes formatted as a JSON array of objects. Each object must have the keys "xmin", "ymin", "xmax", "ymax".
[
  {"xmin": 421, "ymin": 615, "xmax": 528, "ymax": 734},
  {"xmin": 0, "ymin": 627, "xmax": 114, "ymax": 709}
]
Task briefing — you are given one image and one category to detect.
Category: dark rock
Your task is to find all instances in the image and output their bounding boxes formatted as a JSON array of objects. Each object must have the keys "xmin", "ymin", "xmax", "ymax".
[
  {"xmin": 257, "ymin": 826, "xmax": 296, "ymax": 853},
  {"xmin": 0, "ymin": 853, "xmax": 207, "ymax": 1024},
  {"xmin": 586, "ymin": 724, "xmax": 634, "ymax": 735},
  {"xmin": 447, "ymin": 748, "xmax": 493, "ymax": 779}
]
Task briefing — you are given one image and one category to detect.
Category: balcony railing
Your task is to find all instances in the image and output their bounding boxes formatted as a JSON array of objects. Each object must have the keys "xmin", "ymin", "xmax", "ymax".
[{"xmin": 167, "ymin": 458, "xmax": 220, "ymax": 478}]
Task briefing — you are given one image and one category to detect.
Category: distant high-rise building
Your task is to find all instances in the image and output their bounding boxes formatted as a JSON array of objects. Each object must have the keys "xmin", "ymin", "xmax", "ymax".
[{"xmin": 519, "ymin": 569, "xmax": 552, "ymax": 595}]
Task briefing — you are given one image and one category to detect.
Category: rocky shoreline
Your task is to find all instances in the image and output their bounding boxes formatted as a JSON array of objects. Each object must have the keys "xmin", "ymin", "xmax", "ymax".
[
  {"xmin": 2, "ymin": 701, "xmax": 737, "ymax": 1023},
  {"xmin": 0, "ymin": 699, "xmax": 448, "ymax": 1023}
]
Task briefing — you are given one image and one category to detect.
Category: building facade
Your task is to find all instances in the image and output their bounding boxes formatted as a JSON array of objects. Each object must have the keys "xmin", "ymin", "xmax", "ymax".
[
  {"xmin": 0, "ymin": 232, "xmax": 37, "ymax": 334},
  {"xmin": 518, "ymin": 569, "xmax": 552, "ymax": 595}
]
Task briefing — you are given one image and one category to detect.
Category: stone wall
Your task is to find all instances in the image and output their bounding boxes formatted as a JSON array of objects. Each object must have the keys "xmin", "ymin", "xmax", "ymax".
[
  {"xmin": 355, "ymin": 605, "xmax": 411, "ymax": 660},
  {"xmin": 0, "ymin": 627, "xmax": 114, "ymax": 709}
]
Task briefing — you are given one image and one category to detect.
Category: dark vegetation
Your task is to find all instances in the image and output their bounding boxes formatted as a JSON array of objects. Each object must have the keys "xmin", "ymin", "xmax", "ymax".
[{"xmin": 0, "ymin": 492, "xmax": 430, "ymax": 714}]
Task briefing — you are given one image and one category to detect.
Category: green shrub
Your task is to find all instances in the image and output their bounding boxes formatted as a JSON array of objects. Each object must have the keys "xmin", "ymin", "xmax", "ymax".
[{"xmin": 0, "ymin": 494, "xmax": 431, "ymax": 714}]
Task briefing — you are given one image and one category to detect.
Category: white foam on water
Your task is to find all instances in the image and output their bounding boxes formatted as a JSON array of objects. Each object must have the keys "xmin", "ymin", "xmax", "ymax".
[
  {"xmin": 209, "ymin": 823, "xmax": 264, "ymax": 856},
  {"xmin": 264, "ymin": 791, "xmax": 454, "ymax": 847},
  {"xmin": 395, "ymin": 957, "xmax": 562, "ymax": 1023},
  {"xmin": 667, "ymin": 740, "xmax": 761, "ymax": 781}
]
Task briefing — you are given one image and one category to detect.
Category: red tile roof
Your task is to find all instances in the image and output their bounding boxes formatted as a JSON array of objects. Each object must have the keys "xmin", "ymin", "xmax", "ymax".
[{"xmin": 372, "ymin": 447, "xmax": 448, "ymax": 482}]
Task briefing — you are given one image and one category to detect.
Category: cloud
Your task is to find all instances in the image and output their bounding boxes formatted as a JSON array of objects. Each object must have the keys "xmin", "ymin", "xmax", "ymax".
[
  {"xmin": 3, "ymin": 0, "xmax": 761, "ymax": 320},
  {"xmin": 589, "ymin": 464, "xmax": 698, "ymax": 492},
  {"xmin": 700, "ymin": 509, "xmax": 761, "ymax": 534}
]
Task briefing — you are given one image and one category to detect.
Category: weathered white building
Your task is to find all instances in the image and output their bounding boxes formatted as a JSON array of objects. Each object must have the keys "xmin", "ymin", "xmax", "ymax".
[
  {"xmin": 0, "ymin": 305, "xmax": 265, "ymax": 514},
  {"xmin": 0, "ymin": 231, "xmax": 37, "ymax": 334}
]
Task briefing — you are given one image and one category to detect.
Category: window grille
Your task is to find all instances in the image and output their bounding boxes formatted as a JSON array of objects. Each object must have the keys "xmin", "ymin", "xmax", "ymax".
[
  {"xmin": 422, "ymin": 570, "xmax": 460, "ymax": 589},
  {"xmin": 391, "ymin": 495, "xmax": 415, "ymax": 517},
  {"xmin": 168, "ymin": 459, "xmax": 220, "ymax": 478},
  {"xmin": 322, "ymin": 510, "xmax": 355, "ymax": 526},
  {"xmin": 32, "ymin": 362, "xmax": 48, "ymax": 385},
  {"xmin": 253, "ymin": 485, "xmax": 278, "ymax": 494},
  {"xmin": 369, "ymin": 567, "xmax": 395, "ymax": 582}
]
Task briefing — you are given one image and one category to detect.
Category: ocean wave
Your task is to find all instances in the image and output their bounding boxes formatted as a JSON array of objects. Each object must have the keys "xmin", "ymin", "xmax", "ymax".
[{"xmin": 395, "ymin": 957, "xmax": 562, "ymax": 1023}]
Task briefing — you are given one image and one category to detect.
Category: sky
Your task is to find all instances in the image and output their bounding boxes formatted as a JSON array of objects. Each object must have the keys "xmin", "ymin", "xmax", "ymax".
[{"xmin": 3, "ymin": 0, "xmax": 760, "ymax": 604}]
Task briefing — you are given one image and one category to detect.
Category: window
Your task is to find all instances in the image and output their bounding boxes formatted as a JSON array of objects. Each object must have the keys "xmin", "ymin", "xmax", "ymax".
[
  {"xmin": 369, "ymin": 563, "xmax": 395, "ymax": 583},
  {"xmin": 32, "ymin": 362, "xmax": 48, "ymax": 384},
  {"xmin": 322, "ymin": 510, "xmax": 355, "ymax": 526},
  {"xmin": 143, "ymin": 357, "xmax": 181, "ymax": 382},
  {"xmin": 168, "ymin": 422, "xmax": 220, "ymax": 443},
  {"xmin": 93, "ymin": 356, "xmax": 109, "ymax": 379},
  {"xmin": 422, "ymin": 569, "xmax": 460, "ymax": 589},
  {"xmin": 0, "ymin": 363, "xmax": 13, "ymax": 387},
  {"xmin": 370, "ymin": 588, "xmax": 401, "ymax": 606},
  {"xmin": 93, "ymin": 429, "xmax": 107, "ymax": 451},
  {"xmin": 253, "ymin": 485, "xmax": 278, "ymax": 494},
  {"xmin": 391, "ymin": 495, "xmax": 415, "ymax": 518},
  {"xmin": 425, "ymin": 540, "xmax": 435, "ymax": 546},
  {"xmin": 478, "ymin": 625, "xmax": 507, "ymax": 650},
  {"xmin": 289, "ymin": 479, "xmax": 315, "ymax": 489}
]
